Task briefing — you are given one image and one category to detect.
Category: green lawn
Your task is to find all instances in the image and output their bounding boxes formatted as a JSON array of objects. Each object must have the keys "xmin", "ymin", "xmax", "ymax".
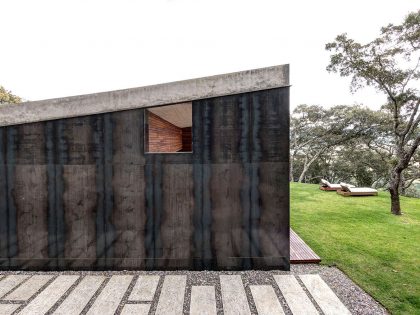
[{"xmin": 291, "ymin": 182, "xmax": 420, "ymax": 315}]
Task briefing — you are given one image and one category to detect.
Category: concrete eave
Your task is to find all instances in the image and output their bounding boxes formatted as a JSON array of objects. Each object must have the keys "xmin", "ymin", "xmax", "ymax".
[{"xmin": 0, "ymin": 64, "xmax": 289, "ymax": 127}]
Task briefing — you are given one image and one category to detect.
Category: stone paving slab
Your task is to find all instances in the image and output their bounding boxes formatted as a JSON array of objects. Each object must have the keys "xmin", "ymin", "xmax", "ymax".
[
  {"xmin": 155, "ymin": 275, "xmax": 186, "ymax": 315},
  {"xmin": 0, "ymin": 304, "xmax": 21, "ymax": 315},
  {"xmin": 300, "ymin": 274, "xmax": 352, "ymax": 315},
  {"xmin": 18, "ymin": 275, "xmax": 78, "ymax": 315},
  {"xmin": 86, "ymin": 275, "xmax": 132, "ymax": 315},
  {"xmin": 128, "ymin": 275, "xmax": 160, "ymax": 302},
  {"xmin": 274, "ymin": 274, "xmax": 319, "ymax": 315},
  {"xmin": 0, "ymin": 275, "xmax": 30, "ymax": 299},
  {"xmin": 190, "ymin": 286, "xmax": 217, "ymax": 315},
  {"xmin": 220, "ymin": 275, "xmax": 251, "ymax": 315},
  {"xmin": 120, "ymin": 304, "xmax": 150, "ymax": 315},
  {"xmin": 0, "ymin": 265, "xmax": 388, "ymax": 315},
  {"xmin": 250, "ymin": 285, "xmax": 285, "ymax": 315},
  {"xmin": 53, "ymin": 275, "xmax": 105, "ymax": 315},
  {"xmin": 5, "ymin": 275, "xmax": 53, "ymax": 301}
]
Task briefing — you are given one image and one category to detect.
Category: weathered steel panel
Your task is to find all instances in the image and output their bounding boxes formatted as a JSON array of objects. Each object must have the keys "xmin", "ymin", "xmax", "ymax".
[
  {"xmin": 62, "ymin": 165, "xmax": 97, "ymax": 268},
  {"xmin": 158, "ymin": 164, "xmax": 194, "ymax": 269},
  {"xmin": 111, "ymin": 111, "xmax": 146, "ymax": 269},
  {"xmin": 0, "ymin": 87, "xmax": 289, "ymax": 270}
]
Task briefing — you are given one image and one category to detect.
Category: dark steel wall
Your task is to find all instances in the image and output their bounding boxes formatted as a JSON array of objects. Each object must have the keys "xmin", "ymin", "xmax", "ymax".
[{"xmin": 0, "ymin": 87, "xmax": 289, "ymax": 270}]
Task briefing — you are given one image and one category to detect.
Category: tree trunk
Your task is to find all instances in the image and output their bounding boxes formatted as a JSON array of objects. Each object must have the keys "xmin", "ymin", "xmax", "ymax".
[
  {"xmin": 290, "ymin": 153, "xmax": 295, "ymax": 182},
  {"xmin": 298, "ymin": 149, "xmax": 325, "ymax": 183},
  {"xmin": 389, "ymin": 169, "xmax": 403, "ymax": 215},
  {"xmin": 298, "ymin": 155, "xmax": 309, "ymax": 183},
  {"xmin": 400, "ymin": 173, "xmax": 406, "ymax": 195},
  {"xmin": 298, "ymin": 166, "xmax": 309, "ymax": 183}
]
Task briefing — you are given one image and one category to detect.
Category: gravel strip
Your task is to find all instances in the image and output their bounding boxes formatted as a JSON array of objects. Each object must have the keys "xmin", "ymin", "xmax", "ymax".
[{"xmin": 0, "ymin": 265, "xmax": 389, "ymax": 315}]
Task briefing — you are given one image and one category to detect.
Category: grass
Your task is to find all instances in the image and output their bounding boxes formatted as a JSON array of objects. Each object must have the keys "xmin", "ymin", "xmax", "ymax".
[{"xmin": 291, "ymin": 182, "xmax": 420, "ymax": 315}]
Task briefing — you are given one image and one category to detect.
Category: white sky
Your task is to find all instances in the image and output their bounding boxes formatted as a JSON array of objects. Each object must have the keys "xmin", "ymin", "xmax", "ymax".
[{"xmin": 1, "ymin": 0, "xmax": 419, "ymax": 109}]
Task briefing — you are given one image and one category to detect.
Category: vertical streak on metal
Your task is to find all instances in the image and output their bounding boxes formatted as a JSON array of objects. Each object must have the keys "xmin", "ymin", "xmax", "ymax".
[
  {"xmin": 6, "ymin": 126, "xmax": 17, "ymax": 267},
  {"xmin": 103, "ymin": 113, "xmax": 115, "ymax": 268},
  {"xmin": 145, "ymin": 154, "xmax": 154, "ymax": 269},
  {"xmin": 138, "ymin": 109, "xmax": 146, "ymax": 268},
  {"xmin": 239, "ymin": 94, "xmax": 251, "ymax": 269},
  {"xmin": 93, "ymin": 115, "xmax": 105, "ymax": 269},
  {"xmin": 46, "ymin": 121, "xmax": 57, "ymax": 268},
  {"xmin": 251, "ymin": 93, "xmax": 262, "ymax": 259},
  {"xmin": 0, "ymin": 128, "xmax": 8, "ymax": 265},
  {"xmin": 145, "ymin": 164, "xmax": 154, "ymax": 268},
  {"xmin": 56, "ymin": 119, "xmax": 66, "ymax": 268},
  {"xmin": 202, "ymin": 101, "xmax": 212, "ymax": 269},
  {"xmin": 153, "ymin": 155, "xmax": 163, "ymax": 265},
  {"xmin": 192, "ymin": 101, "xmax": 203, "ymax": 269}
]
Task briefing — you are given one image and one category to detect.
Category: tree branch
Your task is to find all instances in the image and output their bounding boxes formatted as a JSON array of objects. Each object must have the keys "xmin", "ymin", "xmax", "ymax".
[{"xmin": 401, "ymin": 99, "xmax": 420, "ymax": 137}]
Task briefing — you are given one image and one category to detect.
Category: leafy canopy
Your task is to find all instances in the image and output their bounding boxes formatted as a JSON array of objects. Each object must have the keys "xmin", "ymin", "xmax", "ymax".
[{"xmin": 0, "ymin": 85, "xmax": 21, "ymax": 104}]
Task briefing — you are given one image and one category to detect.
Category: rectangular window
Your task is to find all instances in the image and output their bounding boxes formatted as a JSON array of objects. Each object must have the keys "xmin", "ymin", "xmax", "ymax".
[{"xmin": 145, "ymin": 102, "xmax": 192, "ymax": 153}]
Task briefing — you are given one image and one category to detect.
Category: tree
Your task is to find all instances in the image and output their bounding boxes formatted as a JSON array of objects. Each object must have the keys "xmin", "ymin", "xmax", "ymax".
[
  {"xmin": 290, "ymin": 104, "xmax": 381, "ymax": 182},
  {"xmin": 326, "ymin": 10, "xmax": 420, "ymax": 215},
  {"xmin": 0, "ymin": 85, "xmax": 21, "ymax": 104}
]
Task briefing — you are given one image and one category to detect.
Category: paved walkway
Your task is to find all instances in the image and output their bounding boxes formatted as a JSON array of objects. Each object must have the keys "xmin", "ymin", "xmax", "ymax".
[{"xmin": 0, "ymin": 266, "xmax": 387, "ymax": 315}]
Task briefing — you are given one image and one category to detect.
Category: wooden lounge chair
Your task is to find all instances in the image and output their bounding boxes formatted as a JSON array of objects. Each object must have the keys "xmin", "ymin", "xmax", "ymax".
[
  {"xmin": 319, "ymin": 179, "xmax": 342, "ymax": 191},
  {"xmin": 337, "ymin": 183, "xmax": 378, "ymax": 196}
]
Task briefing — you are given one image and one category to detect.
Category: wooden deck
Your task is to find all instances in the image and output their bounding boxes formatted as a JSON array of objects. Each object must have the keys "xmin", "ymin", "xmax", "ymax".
[{"xmin": 290, "ymin": 229, "xmax": 321, "ymax": 264}]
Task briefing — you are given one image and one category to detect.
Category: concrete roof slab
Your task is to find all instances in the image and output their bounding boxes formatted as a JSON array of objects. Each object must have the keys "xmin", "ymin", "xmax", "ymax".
[{"xmin": 0, "ymin": 64, "xmax": 289, "ymax": 126}]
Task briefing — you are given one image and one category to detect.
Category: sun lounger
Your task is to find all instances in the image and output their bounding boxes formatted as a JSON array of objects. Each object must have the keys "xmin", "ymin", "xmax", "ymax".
[
  {"xmin": 337, "ymin": 183, "xmax": 378, "ymax": 196},
  {"xmin": 319, "ymin": 179, "xmax": 342, "ymax": 191}
]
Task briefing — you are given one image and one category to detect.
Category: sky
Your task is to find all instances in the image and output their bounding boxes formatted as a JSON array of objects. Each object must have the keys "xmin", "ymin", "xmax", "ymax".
[{"xmin": 1, "ymin": 0, "xmax": 419, "ymax": 110}]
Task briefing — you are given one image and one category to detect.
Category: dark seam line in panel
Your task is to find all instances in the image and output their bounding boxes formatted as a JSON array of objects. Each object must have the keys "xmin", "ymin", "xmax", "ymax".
[
  {"xmin": 103, "ymin": 113, "xmax": 115, "ymax": 268},
  {"xmin": 93, "ymin": 115, "xmax": 105, "ymax": 269},
  {"xmin": 46, "ymin": 121, "xmax": 57, "ymax": 268},
  {"xmin": 239, "ymin": 94, "xmax": 251, "ymax": 269},
  {"xmin": 144, "ymin": 155, "xmax": 154, "ymax": 269},
  {"xmin": 192, "ymin": 101, "xmax": 203, "ymax": 269},
  {"xmin": 250, "ymin": 93, "xmax": 262, "ymax": 259},
  {"xmin": 6, "ymin": 126, "xmax": 17, "ymax": 267},
  {"xmin": 202, "ymin": 100, "xmax": 212, "ymax": 269},
  {"xmin": 153, "ymin": 155, "xmax": 163, "ymax": 265},
  {"xmin": 56, "ymin": 119, "xmax": 66, "ymax": 268}
]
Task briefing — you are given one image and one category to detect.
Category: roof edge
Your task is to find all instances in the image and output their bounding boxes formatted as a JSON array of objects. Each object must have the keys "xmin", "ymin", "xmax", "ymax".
[{"xmin": 0, "ymin": 64, "xmax": 289, "ymax": 126}]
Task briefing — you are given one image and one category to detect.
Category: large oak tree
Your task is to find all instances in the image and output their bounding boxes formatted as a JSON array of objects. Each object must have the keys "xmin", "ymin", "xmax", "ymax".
[{"xmin": 326, "ymin": 10, "xmax": 420, "ymax": 215}]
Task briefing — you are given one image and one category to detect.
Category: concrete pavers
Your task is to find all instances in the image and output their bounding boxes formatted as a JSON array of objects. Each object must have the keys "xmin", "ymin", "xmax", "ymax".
[
  {"xmin": 189, "ymin": 286, "xmax": 217, "ymax": 315},
  {"xmin": 155, "ymin": 275, "xmax": 187, "ymax": 315},
  {"xmin": 18, "ymin": 275, "xmax": 79, "ymax": 315},
  {"xmin": 0, "ymin": 275, "xmax": 30, "ymax": 298},
  {"xmin": 120, "ymin": 304, "xmax": 151, "ymax": 315},
  {"xmin": 300, "ymin": 274, "xmax": 352, "ymax": 315},
  {"xmin": 0, "ymin": 271, "xmax": 356, "ymax": 314},
  {"xmin": 250, "ymin": 285, "xmax": 285, "ymax": 315},
  {"xmin": 0, "ymin": 304, "xmax": 20, "ymax": 315},
  {"xmin": 128, "ymin": 275, "xmax": 160, "ymax": 301},
  {"xmin": 86, "ymin": 275, "xmax": 133, "ymax": 315},
  {"xmin": 274, "ymin": 275, "xmax": 319, "ymax": 315},
  {"xmin": 220, "ymin": 275, "xmax": 251, "ymax": 315},
  {"xmin": 53, "ymin": 276, "xmax": 105, "ymax": 315},
  {"xmin": 5, "ymin": 275, "xmax": 53, "ymax": 301}
]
